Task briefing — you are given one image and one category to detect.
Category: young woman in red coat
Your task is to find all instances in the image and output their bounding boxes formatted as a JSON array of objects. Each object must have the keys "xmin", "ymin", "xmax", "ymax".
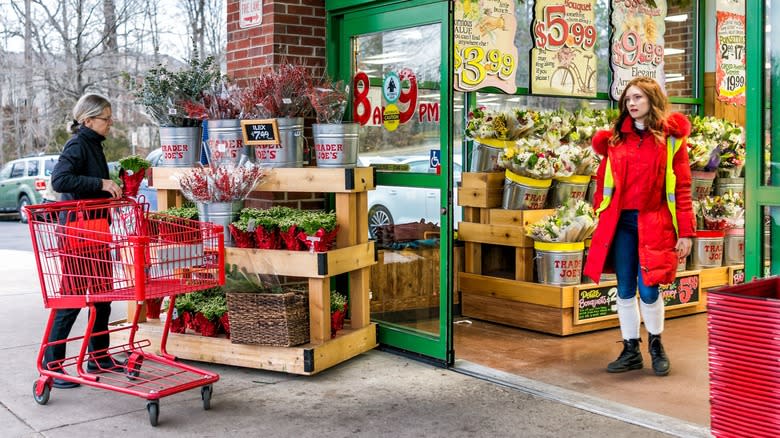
[{"xmin": 583, "ymin": 77, "xmax": 696, "ymax": 376}]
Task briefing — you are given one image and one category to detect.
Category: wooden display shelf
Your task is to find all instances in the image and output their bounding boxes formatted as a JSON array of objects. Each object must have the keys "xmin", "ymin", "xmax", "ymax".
[
  {"xmin": 111, "ymin": 319, "xmax": 377, "ymax": 375},
  {"xmin": 130, "ymin": 165, "xmax": 376, "ymax": 374}
]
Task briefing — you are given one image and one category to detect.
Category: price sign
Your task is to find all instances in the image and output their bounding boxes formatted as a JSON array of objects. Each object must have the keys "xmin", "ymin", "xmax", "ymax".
[
  {"xmin": 453, "ymin": 0, "xmax": 518, "ymax": 94},
  {"xmin": 241, "ymin": 119, "xmax": 280, "ymax": 146},
  {"xmin": 609, "ymin": 0, "xmax": 668, "ymax": 101},
  {"xmin": 715, "ymin": 5, "xmax": 746, "ymax": 105},
  {"xmin": 530, "ymin": 0, "xmax": 598, "ymax": 97},
  {"xmin": 659, "ymin": 273, "xmax": 700, "ymax": 309}
]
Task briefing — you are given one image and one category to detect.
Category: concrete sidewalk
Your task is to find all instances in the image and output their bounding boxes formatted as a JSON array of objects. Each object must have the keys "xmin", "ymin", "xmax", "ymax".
[{"xmin": 1, "ymin": 249, "xmax": 674, "ymax": 437}]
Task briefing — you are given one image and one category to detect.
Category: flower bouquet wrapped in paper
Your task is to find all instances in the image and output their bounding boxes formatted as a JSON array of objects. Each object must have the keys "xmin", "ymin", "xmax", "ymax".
[
  {"xmin": 177, "ymin": 163, "xmax": 267, "ymax": 204},
  {"xmin": 569, "ymin": 108, "xmax": 618, "ymax": 147},
  {"xmin": 534, "ymin": 109, "xmax": 575, "ymax": 144},
  {"xmin": 307, "ymin": 76, "xmax": 350, "ymax": 124},
  {"xmin": 499, "ymin": 137, "xmax": 557, "ymax": 180},
  {"xmin": 203, "ymin": 80, "xmax": 243, "ymax": 120},
  {"xmin": 694, "ymin": 191, "xmax": 745, "ymax": 231},
  {"xmin": 526, "ymin": 199, "xmax": 597, "ymax": 243}
]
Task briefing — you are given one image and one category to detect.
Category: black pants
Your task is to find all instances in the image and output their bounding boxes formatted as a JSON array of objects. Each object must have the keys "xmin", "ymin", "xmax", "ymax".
[{"xmin": 44, "ymin": 303, "xmax": 112, "ymax": 369}]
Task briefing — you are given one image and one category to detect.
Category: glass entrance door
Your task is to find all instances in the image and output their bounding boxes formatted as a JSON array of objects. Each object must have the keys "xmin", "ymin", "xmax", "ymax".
[
  {"xmin": 331, "ymin": 1, "xmax": 453, "ymax": 363},
  {"xmin": 746, "ymin": 0, "xmax": 780, "ymax": 278}
]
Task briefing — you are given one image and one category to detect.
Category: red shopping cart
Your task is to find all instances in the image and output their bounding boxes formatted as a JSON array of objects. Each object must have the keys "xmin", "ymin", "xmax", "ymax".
[{"xmin": 25, "ymin": 198, "xmax": 225, "ymax": 426}]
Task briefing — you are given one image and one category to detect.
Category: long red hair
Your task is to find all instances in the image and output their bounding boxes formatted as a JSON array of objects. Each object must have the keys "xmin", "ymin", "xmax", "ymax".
[{"xmin": 610, "ymin": 77, "xmax": 669, "ymax": 146}]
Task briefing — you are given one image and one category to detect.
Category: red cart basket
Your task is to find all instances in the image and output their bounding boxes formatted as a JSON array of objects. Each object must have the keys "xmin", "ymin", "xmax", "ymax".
[
  {"xmin": 708, "ymin": 276, "xmax": 780, "ymax": 437},
  {"xmin": 25, "ymin": 198, "xmax": 225, "ymax": 426}
]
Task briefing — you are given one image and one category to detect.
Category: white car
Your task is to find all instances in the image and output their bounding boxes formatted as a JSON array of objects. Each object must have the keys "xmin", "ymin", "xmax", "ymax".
[{"xmin": 367, "ymin": 156, "xmax": 462, "ymax": 238}]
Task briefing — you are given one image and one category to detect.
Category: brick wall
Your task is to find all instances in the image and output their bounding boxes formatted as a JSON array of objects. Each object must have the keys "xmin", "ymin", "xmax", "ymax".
[
  {"xmin": 664, "ymin": 3, "xmax": 696, "ymax": 98},
  {"xmin": 226, "ymin": 0, "xmax": 327, "ymax": 209},
  {"xmin": 226, "ymin": 0, "xmax": 327, "ymax": 88}
]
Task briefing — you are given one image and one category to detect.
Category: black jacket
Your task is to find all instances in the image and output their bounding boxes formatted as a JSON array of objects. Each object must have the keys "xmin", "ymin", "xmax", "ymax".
[{"xmin": 52, "ymin": 126, "xmax": 110, "ymax": 201}]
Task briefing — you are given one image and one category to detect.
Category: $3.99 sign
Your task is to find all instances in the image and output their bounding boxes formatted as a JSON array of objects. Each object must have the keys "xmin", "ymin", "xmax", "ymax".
[
  {"xmin": 454, "ymin": 45, "xmax": 516, "ymax": 87},
  {"xmin": 533, "ymin": 5, "xmax": 596, "ymax": 50}
]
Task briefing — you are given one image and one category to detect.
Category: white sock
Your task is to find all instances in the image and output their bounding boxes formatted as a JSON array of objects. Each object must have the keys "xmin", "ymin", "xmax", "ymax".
[
  {"xmin": 640, "ymin": 296, "xmax": 665, "ymax": 335},
  {"xmin": 617, "ymin": 297, "xmax": 640, "ymax": 340}
]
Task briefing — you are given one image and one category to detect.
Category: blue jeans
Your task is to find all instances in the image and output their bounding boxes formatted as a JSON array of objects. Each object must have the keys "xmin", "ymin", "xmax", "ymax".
[{"xmin": 612, "ymin": 210, "xmax": 659, "ymax": 304}]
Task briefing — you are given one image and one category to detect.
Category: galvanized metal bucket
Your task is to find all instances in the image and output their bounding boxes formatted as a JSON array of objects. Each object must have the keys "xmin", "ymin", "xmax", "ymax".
[
  {"xmin": 690, "ymin": 230, "xmax": 725, "ymax": 269},
  {"xmin": 723, "ymin": 227, "xmax": 745, "ymax": 265},
  {"xmin": 312, "ymin": 123, "xmax": 359, "ymax": 168},
  {"xmin": 196, "ymin": 201, "xmax": 243, "ymax": 246},
  {"xmin": 586, "ymin": 178, "xmax": 598, "ymax": 205},
  {"xmin": 255, "ymin": 117, "xmax": 304, "ymax": 168},
  {"xmin": 549, "ymin": 175, "xmax": 591, "ymax": 207},
  {"xmin": 714, "ymin": 177, "xmax": 745, "ymax": 198},
  {"xmin": 205, "ymin": 119, "xmax": 248, "ymax": 167},
  {"xmin": 502, "ymin": 170, "xmax": 551, "ymax": 210},
  {"xmin": 469, "ymin": 138, "xmax": 512, "ymax": 172},
  {"xmin": 534, "ymin": 241, "xmax": 584, "ymax": 286},
  {"xmin": 677, "ymin": 255, "xmax": 688, "ymax": 271},
  {"xmin": 690, "ymin": 170, "xmax": 716, "ymax": 200},
  {"xmin": 159, "ymin": 126, "xmax": 203, "ymax": 167}
]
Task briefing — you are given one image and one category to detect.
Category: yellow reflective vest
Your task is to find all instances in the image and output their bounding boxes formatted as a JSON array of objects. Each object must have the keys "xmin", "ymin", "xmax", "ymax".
[{"xmin": 594, "ymin": 136, "xmax": 685, "ymax": 235}]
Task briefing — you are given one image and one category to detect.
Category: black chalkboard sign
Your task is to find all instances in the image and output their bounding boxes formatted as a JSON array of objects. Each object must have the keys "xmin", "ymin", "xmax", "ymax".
[
  {"xmin": 575, "ymin": 283, "xmax": 618, "ymax": 324},
  {"xmin": 660, "ymin": 274, "xmax": 700, "ymax": 308},
  {"xmin": 241, "ymin": 119, "xmax": 280, "ymax": 145}
]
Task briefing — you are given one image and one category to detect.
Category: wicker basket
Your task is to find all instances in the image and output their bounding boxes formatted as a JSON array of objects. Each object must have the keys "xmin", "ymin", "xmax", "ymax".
[{"xmin": 226, "ymin": 290, "xmax": 309, "ymax": 346}]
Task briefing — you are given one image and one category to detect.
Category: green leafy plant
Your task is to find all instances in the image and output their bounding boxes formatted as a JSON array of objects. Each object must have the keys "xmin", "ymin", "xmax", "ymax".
[
  {"xmin": 330, "ymin": 290, "xmax": 347, "ymax": 313},
  {"xmin": 157, "ymin": 206, "xmax": 198, "ymax": 220},
  {"xmin": 297, "ymin": 211, "xmax": 337, "ymax": 235},
  {"xmin": 222, "ymin": 264, "xmax": 283, "ymax": 294},
  {"xmin": 118, "ymin": 155, "xmax": 152, "ymax": 174}
]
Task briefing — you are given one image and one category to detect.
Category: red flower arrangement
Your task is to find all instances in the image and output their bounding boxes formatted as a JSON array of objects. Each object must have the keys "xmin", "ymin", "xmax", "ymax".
[
  {"xmin": 178, "ymin": 164, "xmax": 267, "ymax": 203},
  {"xmin": 239, "ymin": 64, "xmax": 313, "ymax": 118}
]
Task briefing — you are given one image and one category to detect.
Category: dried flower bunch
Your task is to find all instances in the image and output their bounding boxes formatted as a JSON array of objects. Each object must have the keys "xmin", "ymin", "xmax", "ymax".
[
  {"xmin": 178, "ymin": 164, "xmax": 267, "ymax": 203},
  {"xmin": 694, "ymin": 191, "xmax": 745, "ymax": 230},
  {"xmin": 203, "ymin": 80, "xmax": 243, "ymax": 120},
  {"xmin": 307, "ymin": 76, "xmax": 350, "ymax": 123},
  {"xmin": 526, "ymin": 199, "xmax": 597, "ymax": 243},
  {"xmin": 240, "ymin": 64, "xmax": 314, "ymax": 118}
]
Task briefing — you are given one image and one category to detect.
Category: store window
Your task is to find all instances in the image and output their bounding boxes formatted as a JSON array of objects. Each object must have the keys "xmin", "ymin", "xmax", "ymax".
[{"xmin": 664, "ymin": 1, "xmax": 699, "ymax": 98}]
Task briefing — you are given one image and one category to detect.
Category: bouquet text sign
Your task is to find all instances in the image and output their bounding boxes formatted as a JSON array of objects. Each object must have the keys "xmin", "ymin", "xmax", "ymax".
[
  {"xmin": 610, "ymin": 0, "xmax": 667, "ymax": 100},
  {"xmin": 715, "ymin": 0, "xmax": 746, "ymax": 105},
  {"xmin": 454, "ymin": 0, "xmax": 518, "ymax": 94},
  {"xmin": 530, "ymin": 0, "xmax": 598, "ymax": 97}
]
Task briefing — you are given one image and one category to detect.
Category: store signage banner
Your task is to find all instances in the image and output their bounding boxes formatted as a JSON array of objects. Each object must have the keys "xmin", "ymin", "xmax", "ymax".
[
  {"xmin": 609, "ymin": 0, "xmax": 667, "ymax": 100},
  {"xmin": 530, "ymin": 0, "xmax": 598, "ymax": 97},
  {"xmin": 715, "ymin": 0, "xmax": 746, "ymax": 105},
  {"xmin": 454, "ymin": 0, "xmax": 518, "ymax": 94}
]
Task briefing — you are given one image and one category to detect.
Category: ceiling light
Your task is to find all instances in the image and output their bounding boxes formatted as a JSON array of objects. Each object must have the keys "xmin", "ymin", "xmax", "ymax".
[
  {"xmin": 664, "ymin": 48, "xmax": 685, "ymax": 56},
  {"xmin": 665, "ymin": 14, "xmax": 688, "ymax": 23}
]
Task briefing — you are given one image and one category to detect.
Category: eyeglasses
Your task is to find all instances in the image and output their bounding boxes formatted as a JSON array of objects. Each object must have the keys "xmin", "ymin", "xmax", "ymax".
[{"xmin": 93, "ymin": 116, "xmax": 113, "ymax": 122}]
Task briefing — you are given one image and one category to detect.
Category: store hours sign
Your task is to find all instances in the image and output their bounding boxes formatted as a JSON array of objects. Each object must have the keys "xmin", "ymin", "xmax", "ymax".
[{"xmin": 610, "ymin": 0, "xmax": 668, "ymax": 100}]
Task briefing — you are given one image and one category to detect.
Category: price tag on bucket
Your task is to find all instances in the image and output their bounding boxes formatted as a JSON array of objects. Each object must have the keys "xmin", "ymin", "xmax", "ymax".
[{"xmin": 241, "ymin": 119, "xmax": 280, "ymax": 146}]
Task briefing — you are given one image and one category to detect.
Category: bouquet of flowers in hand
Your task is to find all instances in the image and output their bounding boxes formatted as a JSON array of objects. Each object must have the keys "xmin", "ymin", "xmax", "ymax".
[
  {"xmin": 694, "ymin": 191, "xmax": 745, "ymax": 230},
  {"xmin": 178, "ymin": 163, "xmax": 267, "ymax": 203},
  {"xmin": 526, "ymin": 199, "xmax": 597, "ymax": 243},
  {"xmin": 499, "ymin": 137, "xmax": 557, "ymax": 179}
]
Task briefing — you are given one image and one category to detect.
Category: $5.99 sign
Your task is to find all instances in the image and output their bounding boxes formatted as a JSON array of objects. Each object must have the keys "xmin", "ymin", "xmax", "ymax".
[{"xmin": 533, "ymin": 5, "xmax": 596, "ymax": 51}]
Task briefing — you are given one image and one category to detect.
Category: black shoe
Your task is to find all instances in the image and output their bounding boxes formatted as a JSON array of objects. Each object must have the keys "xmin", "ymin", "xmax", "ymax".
[
  {"xmin": 607, "ymin": 338, "xmax": 643, "ymax": 373},
  {"xmin": 52, "ymin": 378, "xmax": 80, "ymax": 389},
  {"xmin": 649, "ymin": 334, "xmax": 670, "ymax": 376},
  {"xmin": 86, "ymin": 358, "xmax": 125, "ymax": 374}
]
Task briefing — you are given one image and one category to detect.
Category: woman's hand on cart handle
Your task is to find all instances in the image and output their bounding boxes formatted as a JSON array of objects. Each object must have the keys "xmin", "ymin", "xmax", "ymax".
[
  {"xmin": 102, "ymin": 179, "xmax": 122, "ymax": 198},
  {"xmin": 676, "ymin": 237, "xmax": 692, "ymax": 258}
]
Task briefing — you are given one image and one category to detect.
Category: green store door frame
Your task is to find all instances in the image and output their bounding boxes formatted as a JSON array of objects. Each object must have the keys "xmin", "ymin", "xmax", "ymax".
[
  {"xmin": 745, "ymin": 0, "xmax": 780, "ymax": 279},
  {"xmin": 326, "ymin": 0, "xmax": 455, "ymax": 364}
]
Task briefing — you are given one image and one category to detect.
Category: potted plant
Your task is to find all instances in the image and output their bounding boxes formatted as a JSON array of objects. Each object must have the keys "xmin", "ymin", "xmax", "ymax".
[
  {"xmin": 296, "ymin": 210, "xmax": 339, "ymax": 252},
  {"xmin": 330, "ymin": 290, "xmax": 348, "ymax": 338},
  {"xmin": 240, "ymin": 64, "xmax": 314, "ymax": 167},
  {"xmin": 126, "ymin": 49, "xmax": 221, "ymax": 167},
  {"xmin": 190, "ymin": 288, "xmax": 227, "ymax": 337},
  {"xmin": 278, "ymin": 210, "xmax": 304, "ymax": 251},
  {"xmin": 118, "ymin": 155, "xmax": 152, "ymax": 198},
  {"xmin": 223, "ymin": 264, "xmax": 310, "ymax": 347},
  {"xmin": 306, "ymin": 75, "xmax": 358, "ymax": 168}
]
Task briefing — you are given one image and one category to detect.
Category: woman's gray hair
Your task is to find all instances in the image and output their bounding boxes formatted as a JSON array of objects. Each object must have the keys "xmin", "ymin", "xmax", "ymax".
[{"xmin": 70, "ymin": 93, "xmax": 112, "ymax": 134}]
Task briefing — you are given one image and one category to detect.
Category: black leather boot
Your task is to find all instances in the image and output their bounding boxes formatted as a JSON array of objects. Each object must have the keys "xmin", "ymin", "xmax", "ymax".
[
  {"xmin": 607, "ymin": 338, "xmax": 643, "ymax": 373},
  {"xmin": 648, "ymin": 334, "xmax": 670, "ymax": 376}
]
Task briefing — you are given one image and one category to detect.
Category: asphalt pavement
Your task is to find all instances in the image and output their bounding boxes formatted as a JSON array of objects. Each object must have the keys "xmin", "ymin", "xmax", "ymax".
[{"xmin": 0, "ymin": 235, "xmax": 692, "ymax": 437}]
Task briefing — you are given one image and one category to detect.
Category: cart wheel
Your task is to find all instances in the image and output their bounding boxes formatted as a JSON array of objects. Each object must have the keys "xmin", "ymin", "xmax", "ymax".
[
  {"xmin": 146, "ymin": 401, "xmax": 159, "ymax": 427},
  {"xmin": 201, "ymin": 385, "xmax": 212, "ymax": 410},
  {"xmin": 32, "ymin": 380, "xmax": 50, "ymax": 405}
]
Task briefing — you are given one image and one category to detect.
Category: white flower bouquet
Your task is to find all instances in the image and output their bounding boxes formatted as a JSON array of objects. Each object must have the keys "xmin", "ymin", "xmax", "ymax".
[
  {"xmin": 526, "ymin": 199, "xmax": 597, "ymax": 243},
  {"xmin": 499, "ymin": 137, "xmax": 557, "ymax": 180},
  {"xmin": 568, "ymin": 108, "xmax": 618, "ymax": 147},
  {"xmin": 693, "ymin": 191, "xmax": 745, "ymax": 230},
  {"xmin": 466, "ymin": 106, "xmax": 532, "ymax": 141}
]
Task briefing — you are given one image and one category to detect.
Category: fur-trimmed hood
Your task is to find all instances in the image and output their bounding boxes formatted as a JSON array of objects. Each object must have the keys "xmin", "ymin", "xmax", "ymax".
[{"xmin": 591, "ymin": 112, "xmax": 692, "ymax": 156}]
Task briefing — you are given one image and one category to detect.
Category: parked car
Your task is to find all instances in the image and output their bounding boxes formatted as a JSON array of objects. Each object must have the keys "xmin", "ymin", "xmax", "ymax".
[
  {"xmin": 367, "ymin": 155, "xmax": 462, "ymax": 238},
  {"xmin": 0, "ymin": 154, "xmax": 59, "ymax": 223}
]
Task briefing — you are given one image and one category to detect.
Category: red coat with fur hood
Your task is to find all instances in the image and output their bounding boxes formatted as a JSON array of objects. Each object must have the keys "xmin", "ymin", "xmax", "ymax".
[{"xmin": 583, "ymin": 112, "xmax": 696, "ymax": 286}]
